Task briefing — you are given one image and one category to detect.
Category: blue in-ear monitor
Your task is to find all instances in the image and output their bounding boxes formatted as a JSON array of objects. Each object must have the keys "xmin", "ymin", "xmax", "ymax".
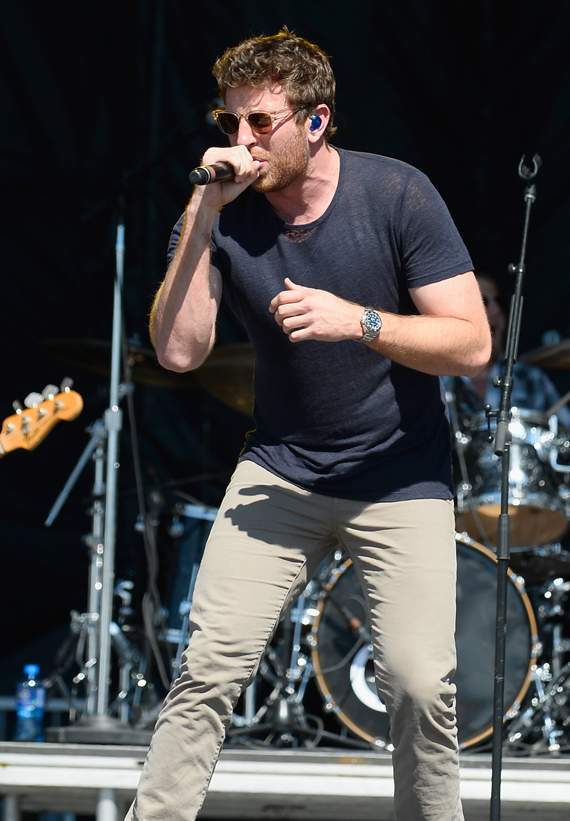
[{"xmin": 310, "ymin": 115, "xmax": 322, "ymax": 131}]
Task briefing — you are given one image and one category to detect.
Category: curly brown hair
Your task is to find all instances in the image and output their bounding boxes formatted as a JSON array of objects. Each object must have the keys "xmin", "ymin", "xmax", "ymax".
[{"xmin": 212, "ymin": 28, "xmax": 337, "ymax": 140}]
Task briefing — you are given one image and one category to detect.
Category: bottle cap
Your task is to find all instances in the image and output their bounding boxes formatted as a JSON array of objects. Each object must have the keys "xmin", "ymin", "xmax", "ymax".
[{"xmin": 23, "ymin": 664, "xmax": 40, "ymax": 677}]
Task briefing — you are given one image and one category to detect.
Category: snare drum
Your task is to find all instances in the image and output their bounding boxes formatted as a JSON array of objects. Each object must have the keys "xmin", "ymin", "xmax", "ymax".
[
  {"xmin": 455, "ymin": 408, "xmax": 568, "ymax": 549},
  {"xmin": 311, "ymin": 534, "xmax": 539, "ymax": 749}
]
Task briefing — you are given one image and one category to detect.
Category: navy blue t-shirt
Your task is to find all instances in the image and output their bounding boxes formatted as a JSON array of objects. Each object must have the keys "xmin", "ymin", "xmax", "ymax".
[{"xmin": 168, "ymin": 148, "xmax": 473, "ymax": 502}]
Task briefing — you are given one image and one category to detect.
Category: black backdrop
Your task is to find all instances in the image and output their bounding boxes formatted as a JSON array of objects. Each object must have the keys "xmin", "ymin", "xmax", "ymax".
[{"xmin": 1, "ymin": 1, "xmax": 570, "ymax": 699}]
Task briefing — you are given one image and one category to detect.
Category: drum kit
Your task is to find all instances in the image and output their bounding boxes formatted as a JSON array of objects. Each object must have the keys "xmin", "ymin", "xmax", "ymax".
[
  {"xmin": 40, "ymin": 335, "xmax": 570, "ymax": 754},
  {"xmin": 225, "ymin": 341, "xmax": 570, "ymax": 755}
]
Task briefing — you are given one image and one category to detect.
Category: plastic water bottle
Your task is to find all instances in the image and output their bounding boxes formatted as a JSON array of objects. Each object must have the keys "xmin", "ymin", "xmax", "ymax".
[{"xmin": 13, "ymin": 664, "xmax": 45, "ymax": 741}]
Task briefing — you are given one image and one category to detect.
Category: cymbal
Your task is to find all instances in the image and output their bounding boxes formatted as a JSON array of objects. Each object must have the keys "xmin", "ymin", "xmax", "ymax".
[
  {"xmin": 41, "ymin": 338, "xmax": 198, "ymax": 389},
  {"xmin": 41, "ymin": 338, "xmax": 255, "ymax": 414},
  {"xmin": 520, "ymin": 339, "xmax": 570, "ymax": 369},
  {"xmin": 194, "ymin": 343, "xmax": 254, "ymax": 414}
]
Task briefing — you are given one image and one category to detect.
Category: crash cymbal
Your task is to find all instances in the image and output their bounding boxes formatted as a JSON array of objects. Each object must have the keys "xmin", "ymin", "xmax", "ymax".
[
  {"xmin": 520, "ymin": 339, "xmax": 570, "ymax": 369},
  {"xmin": 41, "ymin": 338, "xmax": 198, "ymax": 389},
  {"xmin": 194, "ymin": 343, "xmax": 254, "ymax": 415},
  {"xmin": 41, "ymin": 338, "xmax": 255, "ymax": 414}
]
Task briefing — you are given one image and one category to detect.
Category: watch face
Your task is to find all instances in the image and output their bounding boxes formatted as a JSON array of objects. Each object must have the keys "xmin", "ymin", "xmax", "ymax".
[
  {"xmin": 365, "ymin": 311, "xmax": 381, "ymax": 334},
  {"xmin": 363, "ymin": 309, "xmax": 381, "ymax": 340}
]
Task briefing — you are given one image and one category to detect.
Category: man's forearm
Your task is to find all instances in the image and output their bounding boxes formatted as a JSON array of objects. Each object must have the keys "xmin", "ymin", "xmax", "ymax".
[
  {"xmin": 365, "ymin": 310, "xmax": 491, "ymax": 376},
  {"xmin": 151, "ymin": 194, "xmax": 222, "ymax": 372}
]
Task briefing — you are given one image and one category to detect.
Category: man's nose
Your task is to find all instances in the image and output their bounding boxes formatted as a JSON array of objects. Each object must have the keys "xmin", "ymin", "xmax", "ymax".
[{"xmin": 236, "ymin": 118, "xmax": 258, "ymax": 146}]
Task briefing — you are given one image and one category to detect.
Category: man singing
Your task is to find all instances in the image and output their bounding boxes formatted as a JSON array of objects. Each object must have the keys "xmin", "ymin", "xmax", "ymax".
[{"xmin": 127, "ymin": 28, "xmax": 490, "ymax": 821}]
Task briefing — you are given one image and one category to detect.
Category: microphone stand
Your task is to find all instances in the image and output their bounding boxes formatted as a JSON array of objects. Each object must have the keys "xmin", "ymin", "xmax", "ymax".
[{"xmin": 489, "ymin": 154, "xmax": 542, "ymax": 821}]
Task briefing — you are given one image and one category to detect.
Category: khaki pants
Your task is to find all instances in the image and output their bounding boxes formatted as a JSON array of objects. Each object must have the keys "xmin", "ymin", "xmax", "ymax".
[{"xmin": 127, "ymin": 459, "xmax": 464, "ymax": 821}]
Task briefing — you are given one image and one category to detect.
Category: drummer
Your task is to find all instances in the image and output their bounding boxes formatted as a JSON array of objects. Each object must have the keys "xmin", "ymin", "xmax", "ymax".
[{"xmin": 447, "ymin": 269, "xmax": 570, "ymax": 428}]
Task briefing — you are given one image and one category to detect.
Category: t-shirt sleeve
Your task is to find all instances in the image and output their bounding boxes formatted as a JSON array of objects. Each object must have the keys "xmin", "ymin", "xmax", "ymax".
[
  {"xmin": 398, "ymin": 171, "xmax": 473, "ymax": 288},
  {"xmin": 166, "ymin": 212, "xmax": 186, "ymax": 269}
]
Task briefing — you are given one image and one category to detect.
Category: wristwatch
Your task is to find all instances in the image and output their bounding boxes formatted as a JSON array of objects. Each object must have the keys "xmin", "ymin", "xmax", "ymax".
[{"xmin": 359, "ymin": 307, "xmax": 382, "ymax": 343}]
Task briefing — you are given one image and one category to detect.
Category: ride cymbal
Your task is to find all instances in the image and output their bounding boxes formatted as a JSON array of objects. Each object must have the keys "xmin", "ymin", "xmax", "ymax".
[
  {"xmin": 41, "ymin": 338, "xmax": 198, "ymax": 389},
  {"xmin": 41, "ymin": 338, "xmax": 255, "ymax": 414},
  {"xmin": 520, "ymin": 339, "xmax": 570, "ymax": 369}
]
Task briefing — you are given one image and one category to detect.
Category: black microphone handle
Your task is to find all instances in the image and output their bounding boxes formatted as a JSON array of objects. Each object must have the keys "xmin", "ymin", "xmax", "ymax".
[{"xmin": 189, "ymin": 162, "xmax": 235, "ymax": 185}]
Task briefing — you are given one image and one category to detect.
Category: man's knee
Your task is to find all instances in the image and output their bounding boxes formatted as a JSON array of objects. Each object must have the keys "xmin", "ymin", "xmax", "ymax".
[{"xmin": 379, "ymin": 663, "xmax": 457, "ymax": 722}]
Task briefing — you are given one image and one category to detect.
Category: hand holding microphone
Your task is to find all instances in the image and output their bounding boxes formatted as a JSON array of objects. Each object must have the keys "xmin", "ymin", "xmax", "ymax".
[{"xmin": 189, "ymin": 162, "xmax": 235, "ymax": 186}]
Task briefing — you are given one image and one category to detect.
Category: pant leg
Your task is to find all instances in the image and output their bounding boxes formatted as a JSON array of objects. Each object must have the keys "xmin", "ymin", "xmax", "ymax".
[
  {"xmin": 338, "ymin": 497, "xmax": 463, "ymax": 821},
  {"xmin": 127, "ymin": 460, "xmax": 336, "ymax": 821}
]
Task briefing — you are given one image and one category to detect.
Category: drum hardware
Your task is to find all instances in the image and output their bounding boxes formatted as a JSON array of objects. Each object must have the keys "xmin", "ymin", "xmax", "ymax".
[
  {"xmin": 538, "ymin": 578, "xmax": 570, "ymax": 676},
  {"xmin": 454, "ymin": 407, "xmax": 570, "ymax": 550},
  {"xmin": 447, "ymin": 389, "xmax": 495, "ymax": 552},
  {"xmin": 505, "ymin": 661, "xmax": 570, "ymax": 754},
  {"xmin": 227, "ymin": 591, "xmax": 325, "ymax": 747},
  {"xmin": 497, "ymin": 571, "xmax": 570, "ymax": 755},
  {"xmin": 107, "ymin": 620, "xmax": 142, "ymax": 722}
]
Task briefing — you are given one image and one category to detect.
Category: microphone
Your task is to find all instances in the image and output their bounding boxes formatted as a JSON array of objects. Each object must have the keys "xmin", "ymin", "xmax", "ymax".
[{"xmin": 189, "ymin": 162, "xmax": 235, "ymax": 186}]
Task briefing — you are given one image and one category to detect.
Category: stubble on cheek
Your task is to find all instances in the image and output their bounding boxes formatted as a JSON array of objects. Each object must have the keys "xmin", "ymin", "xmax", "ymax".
[{"xmin": 252, "ymin": 129, "xmax": 310, "ymax": 193}]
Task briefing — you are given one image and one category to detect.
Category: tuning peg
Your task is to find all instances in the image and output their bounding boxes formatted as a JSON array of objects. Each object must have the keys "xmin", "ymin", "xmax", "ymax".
[
  {"xmin": 24, "ymin": 392, "xmax": 45, "ymax": 408},
  {"xmin": 42, "ymin": 384, "xmax": 60, "ymax": 400},
  {"xmin": 60, "ymin": 377, "xmax": 74, "ymax": 392},
  {"xmin": 12, "ymin": 400, "xmax": 24, "ymax": 413}
]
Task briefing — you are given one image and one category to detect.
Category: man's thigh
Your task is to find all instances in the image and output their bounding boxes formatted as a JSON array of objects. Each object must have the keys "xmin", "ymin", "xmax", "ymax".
[
  {"xmin": 186, "ymin": 460, "xmax": 338, "ymax": 669},
  {"xmin": 338, "ymin": 498, "xmax": 457, "ymax": 693}
]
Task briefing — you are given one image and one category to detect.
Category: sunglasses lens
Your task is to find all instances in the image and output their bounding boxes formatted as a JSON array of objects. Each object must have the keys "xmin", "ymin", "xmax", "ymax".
[
  {"xmin": 247, "ymin": 112, "xmax": 274, "ymax": 133},
  {"xmin": 216, "ymin": 112, "xmax": 239, "ymax": 135}
]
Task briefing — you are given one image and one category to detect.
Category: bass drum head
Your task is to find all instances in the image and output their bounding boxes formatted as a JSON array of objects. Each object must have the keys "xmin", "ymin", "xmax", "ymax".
[{"xmin": 311, "ymin": 536, "xmax": 538, "ymax": 749}]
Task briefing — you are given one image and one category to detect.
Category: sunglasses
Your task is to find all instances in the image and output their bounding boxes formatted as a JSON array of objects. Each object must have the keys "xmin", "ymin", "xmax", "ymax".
[{"xmin": 212, "ymin": 106, "xmax": 307, "ymax": 136}]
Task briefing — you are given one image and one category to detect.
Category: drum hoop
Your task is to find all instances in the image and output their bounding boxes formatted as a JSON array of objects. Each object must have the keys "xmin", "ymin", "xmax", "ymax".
[{"xmin": 311, "ymin": 535, "xmax": 539, "ymax": 749}]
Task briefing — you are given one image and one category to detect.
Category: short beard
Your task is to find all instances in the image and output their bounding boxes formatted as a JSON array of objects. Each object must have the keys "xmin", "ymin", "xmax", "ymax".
[{"xmin": 252, "ymin": 126, "xmax": 310, "ymax": 193}]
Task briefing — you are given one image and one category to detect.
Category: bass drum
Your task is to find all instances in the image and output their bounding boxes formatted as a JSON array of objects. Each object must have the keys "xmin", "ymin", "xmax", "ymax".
[{"xmin": 311, "ymin": 535, "xmax": 539, "ymax": 749}]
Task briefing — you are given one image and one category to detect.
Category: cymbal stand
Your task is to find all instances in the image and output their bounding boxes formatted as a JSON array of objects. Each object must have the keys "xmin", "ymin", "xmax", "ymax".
[
  {"xmin": 45, "ymin": 219, "xmax": 153, "ymax": 743},
  {"xmin": 96, "ymin": 217, "xmax": 125, "ymax": 718},
  {"xmin": 45, "ymin": 418, "xmax": 107, "ymax": 716}
]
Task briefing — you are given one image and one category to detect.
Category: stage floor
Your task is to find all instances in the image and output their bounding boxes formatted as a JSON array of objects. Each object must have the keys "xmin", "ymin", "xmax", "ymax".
[{"xmin": 1, "ymin": 742, "xmax": 570, "ymax": 820}]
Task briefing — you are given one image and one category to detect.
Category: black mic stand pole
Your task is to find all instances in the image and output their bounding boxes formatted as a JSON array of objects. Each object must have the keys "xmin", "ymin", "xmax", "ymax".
[{"xmin": 489, "ymin": 153, "xmax": 541, "ymax": 821}]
